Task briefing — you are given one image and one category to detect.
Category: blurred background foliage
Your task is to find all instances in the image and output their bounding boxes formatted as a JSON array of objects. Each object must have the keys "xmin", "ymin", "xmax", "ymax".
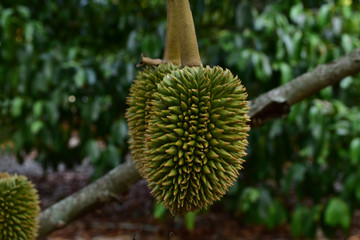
[{"xmin": 1, "ymin": 0, "xmax": 360, "ymax": 238}]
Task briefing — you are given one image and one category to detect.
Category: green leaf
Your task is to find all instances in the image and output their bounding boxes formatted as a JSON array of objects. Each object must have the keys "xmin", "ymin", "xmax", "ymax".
[
  {"xmin": 24, "ymin": 22, "xmax": 35, "ymax": 42},
  {"xmin": 153, "ymin": 202, "xmax": 167, "ymax": 220},
  {"xmin": 1, "ymin": 8, "xmax": 13, "ymax": 28},
  {"xmin": 90, "ymin": 99, "xmax": 101, "ymax": 121},
  {"xmin": 235, "ymin": 3, "xmax": 252, "ymax": 29},
  {"xmin": 126, "ymin": 30, "xmax": 137, "ymax": 51},
  {"xmin": 184, "ymin": 212, "xmax": 197, "ymax": 230},
  {"xmin": 279, "ymin": 62, "xmax": 292, "ymax": 84},
  {"xmin": 341, "ymin": 34, "xmax": 353, "ymax": 54},
  {"xmin": 110, "ymin": 119, "xmax": 128, "ymax": 146},
  {"xmin": 85, "ymin": 140, "xmax": 101, "ymax": 163},
  {"xmin": 266, "ymin": 200, "xmax": 287, "ymax": 229},
  {"xmin": 30, "ymin": 120, "xmax": 44, "ymax": 134},
  {"xmin": 257, "ymin": 188, "xmax": 272, "ymax": 221},
  {"xmin": 280, "ymin": 33, "xmax": 294, "ymax": 57},
  {"xmin": 291, "ymin": 205, "xmax": 319, "ymax": 238},
  {"xmin": 324, "ymin": 198, "xmax": 351, "ymax": 230},
  {"xmin": 16, "ymin": 6, "xmax": 30, "ymax": 19},
  {"xmin": 68, "ymin": 47, "xmax": 79, "ymax": 60},
  {"xmin": 317, "ymin": 4, "xmax": 332, "ymax": 28},
  {"xmin": 102, "ymin": 145, "xmax": 120, "ymax": 168},
  {"xmin": 74, "ymin": 68, "xmax": 86, "ymax": 87},
  {"xmin": 350, "ymin": 138, "xmax": 360, "ymax": 165},
  {"xmin": 86, "ymin": 68, "xmax": 97, "ymax": 85},
  {"xmin": 282, "ymin": 163, "xmax": 306, "ymax": 193},
  {"xmin": 340, "ymin": 76, "xmax": 353, "ymax": 89},
  {"xmin": 11, "ymin": 97, "xmax": 24, "ymax": 117},
  {"xmin": 33, "ymin": 101, "xmax": 43, "ymax": 117},
  {"xmin": 238, "ymin": 187, "xmax": 260, "ymax": 212},
  {"xmin": 319, "ymin": 86, "xmax": 333, "ymax": 99},
  {"xmin": 45, "ymin": 101, "xmax": 59, "ymax": 126},
  {"xmin": 261, "ymin": 54, "xmax": 272, "ymax": 78},
  {"xmin": 356, "ymin": 185, "xmax": 360, "ymax": 202},
  {"xmin": 290, "ymin": 3, "xmax": 305, "ymax": 26}
]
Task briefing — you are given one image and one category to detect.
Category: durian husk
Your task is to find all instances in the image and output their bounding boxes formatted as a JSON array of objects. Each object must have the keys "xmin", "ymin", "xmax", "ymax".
[
  {"xmin": 0, "ymin": 173, "xmax": 40, "ymax": 240},
  {"xmin": 144, "ymin": 65, "xmax": 250, "ymax": 215},
  {"xmin": 126, "ymin": 63, "xmax": 181, "ymax": 176}
]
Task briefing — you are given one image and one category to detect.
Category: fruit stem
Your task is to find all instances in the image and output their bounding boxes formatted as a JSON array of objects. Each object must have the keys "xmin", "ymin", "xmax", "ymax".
[
  {"xmin": 174, "ymin": 0, "xmax": 202, "ymax": 67},
  {"xmin": 164, "ymin": 0, "xmax": 181, "ymax": 65}
]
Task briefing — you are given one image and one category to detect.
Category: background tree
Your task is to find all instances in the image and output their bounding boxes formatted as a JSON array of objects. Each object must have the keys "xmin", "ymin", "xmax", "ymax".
[{"xmin": 1, "ymin": 0, "xmax": 360, "ymax": 239}]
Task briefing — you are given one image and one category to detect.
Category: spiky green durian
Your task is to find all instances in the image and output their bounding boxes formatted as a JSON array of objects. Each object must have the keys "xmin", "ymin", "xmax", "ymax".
[
  {"xmin": 144, "ymin": 66, "xmax": 250, "ymax": 215},
  {"xmin": 0, "ymin": 172, "xmax": 40, "ymax": 240},
  {"xmin": 126, "ymin": 63, "xmax": 181, "ymax": 176}
]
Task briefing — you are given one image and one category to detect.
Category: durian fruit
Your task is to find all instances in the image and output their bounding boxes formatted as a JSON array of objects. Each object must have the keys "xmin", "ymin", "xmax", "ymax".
[
  {"xmin": 126, "ymin": 63, "xmax": 181, "ymax": 176},
  {"xmin": 144, "ymin": 66, "xmax": 250, "ymax": 215},
  {"xmin": 0, "ymin": 172, "xmax": 40, "ymax": 240}
]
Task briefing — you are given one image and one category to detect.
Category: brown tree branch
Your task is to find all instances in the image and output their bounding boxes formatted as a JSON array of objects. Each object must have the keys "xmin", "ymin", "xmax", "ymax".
[
  {"xmin": 249, "ymin": 48, "xmax": 360, "ymax": 127},
  {"xmin": 37, "ymin": 48, "xmax": 360, "ymax": 238},
  {"xmin": 36, "ymin": 161, "xmax": 141, "ymax": 239}
]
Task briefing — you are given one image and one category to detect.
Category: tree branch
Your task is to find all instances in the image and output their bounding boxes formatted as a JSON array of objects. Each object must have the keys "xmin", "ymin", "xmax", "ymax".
[
  {"xmin": 36, "ymin": 161, "xmax": 141, "ymax": 239},
  {"xmin": 249, "ymin": 48, "xmax": 360, "ymax": 127},
  {"xmin": 37, "ymin": 48, "xmax": 360, "ymax": 238}
]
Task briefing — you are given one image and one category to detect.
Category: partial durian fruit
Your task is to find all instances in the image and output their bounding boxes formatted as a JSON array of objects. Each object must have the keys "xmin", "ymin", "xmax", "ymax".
[
  {"xmin": 0, "ymin": 172, "xmax": 40, "ymax": 240},
  {"xmin": 126, "ymin": 63, "xmax": 181, "ymax": 176},
  {"xmin": 145, "ymin": 66, "xmax": 250, "ymax": 215}
]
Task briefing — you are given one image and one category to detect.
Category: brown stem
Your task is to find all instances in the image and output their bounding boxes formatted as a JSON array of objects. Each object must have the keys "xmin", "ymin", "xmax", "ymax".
[
  {"xmin": 249, "ymin": 47, "xmax": 360, "ymax": 127},
  {"xmin": 136, "ymin": 55, "xmax": 163, "ymax": 67},
  {"xmin": 163, "ymin": 0, "xmax": 181, "ymax": 65},
  {"xmin": 174, "ymin": 0, "xmax": 202, "ymax": 66}
]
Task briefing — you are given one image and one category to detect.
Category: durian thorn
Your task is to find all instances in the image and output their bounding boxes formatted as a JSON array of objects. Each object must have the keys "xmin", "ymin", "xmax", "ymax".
[
  {"xmin": 174, "ymin": 0, "xmax": 202, "ymax": 67},
  {"xmin": 164, "ymin": 0, "xmax": 181, "ymax": 65}
]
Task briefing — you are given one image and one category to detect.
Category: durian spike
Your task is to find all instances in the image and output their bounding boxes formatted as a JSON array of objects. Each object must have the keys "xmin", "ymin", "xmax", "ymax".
[
  {"xmin": 174, "ymin": 0, "xmax": 202, "ymax": 67},
  {"xmin": 126, "ymin": 64, "xmax": 181, "ymax": 176},
  {"xmin": 164, "ymin": 0, "xmax": 181, "ymax": 65},
  {"xmin": 145, "ymin": 66, "xmax": 250, "ymax": 215},
  {"xmin": 0, "ymin": 173, "xmax": 40, "ymax": 240}
]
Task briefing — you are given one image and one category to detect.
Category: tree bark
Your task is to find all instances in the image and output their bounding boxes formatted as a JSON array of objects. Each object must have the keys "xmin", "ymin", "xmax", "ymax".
[
  {"xmin": 249, "ymin": 48, "xmax": 360, "ymax": 126},
  {"xmin": 37, "ymin": 48, "xmax": 360, "ymax": 239},
  {"xmin": 36, "ymin": 161, "xmax": 141, "ymax": 239}
]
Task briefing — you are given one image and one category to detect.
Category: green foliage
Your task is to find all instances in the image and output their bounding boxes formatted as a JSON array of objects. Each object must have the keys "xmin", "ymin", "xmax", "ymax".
[
  {"xmin": 324, "ymin": 198, "xmax": 351, "ymax": 231},
  {"xmin": 184, "ymin": 212, "xmax": 197, "ymax": 230},
  {"xmin": 0, "ymin": 0, "xmax": 165, "ymax": 172},
  {"xmin": 154, "ymin": 202, "xmax": 167, "ymax": 220},
  {"xmin": 229, "ymin": 186, "xmax": 287, "ymax": 229},
  {"xmin": 207, "ymin": 0, "xmax": 360, "ymax": 237},
  {"xmin": 350, "ymin": 137, "xmax": 360, "ymax": 164},
  {"xmin": 291, "ymin": 205, "xmax": 321, "ymax": 239}
]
